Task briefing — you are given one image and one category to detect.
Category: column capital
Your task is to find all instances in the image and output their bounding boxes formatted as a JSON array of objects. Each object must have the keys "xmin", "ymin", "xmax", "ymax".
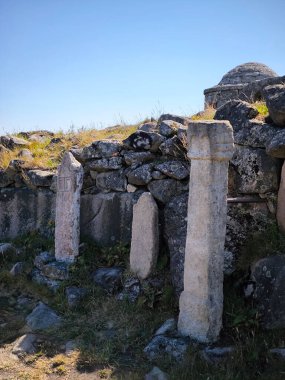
[{"xmin": 187, "ymin": 121, "xmax": 234, "ymax": 161}]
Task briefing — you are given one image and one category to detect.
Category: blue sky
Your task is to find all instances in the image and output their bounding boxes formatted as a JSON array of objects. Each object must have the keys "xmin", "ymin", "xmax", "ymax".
[{"xmin": 0, "ymin": 0, "xmax": 284, "ymax": 133}]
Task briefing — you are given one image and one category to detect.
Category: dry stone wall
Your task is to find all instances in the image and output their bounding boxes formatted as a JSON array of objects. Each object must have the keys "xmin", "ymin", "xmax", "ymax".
[{"xmin": 1, "ymin": 98, "xmax": 284, "ymax": 293}]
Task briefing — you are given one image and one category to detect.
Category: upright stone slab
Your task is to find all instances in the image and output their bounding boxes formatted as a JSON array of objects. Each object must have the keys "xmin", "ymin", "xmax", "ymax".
[
  {"xmin": 130, "ymin": 192, "xmax": 159, "ymax": 279},
  {"xmin": 178, "ymin": 121, "xmax": 234, "ymax": 343},
  {"xmin": 277, "ymin": 161, "xmax": 285, "ymax": 233},
  {"xmin": 55, "ymin": 152, "xmax": 83, "ymax": 262}
]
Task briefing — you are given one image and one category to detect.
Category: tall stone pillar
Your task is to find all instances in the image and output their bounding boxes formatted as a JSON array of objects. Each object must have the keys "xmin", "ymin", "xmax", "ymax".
[
  {"xmin": 55, "ymin": 152, "xmax": 83, "ymax": 263},
  {"xmin": 178, "ymin": 120, "xmax": 234, "ymax": 343}
]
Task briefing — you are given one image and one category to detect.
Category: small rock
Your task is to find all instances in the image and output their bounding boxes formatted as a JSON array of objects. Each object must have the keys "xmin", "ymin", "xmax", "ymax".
[
  {"xmin": 87, "ymin": 157, "xmax": 123, "ymax": 172},
  {"xmin": 0, "ymin": 135, "xmax": 30, "ymax": 150},
  {"xmin": 127, "ymin": 184, "xmax": 138, "ymax": 193},
  {"xmin": 25, "ymin": 170, "xmax": 54, "ymax": 187},
  {"xmin": 266, "ymin": 129, "xmax": 285, "ymax": 158},
  {"xmin": 154, "ymin": 318, "xmax": 176, "ymax": 336},
  {"xmin": 81, "ymin": 140, "xmax": 122, "ymax": 161},
  {"xmin": 148, "ymin": 178, "xmax": 188, "ymax": 203},
  {"xmin": 214, "ymin": 100, "xmax": 259, "ymax": 132},
  {"xmin": 145, "ymin": 366, "xmax": 169, "ymax": 380},
  {"xmin": 17, "ymin": 149, "xmax": 33, "ymax": 159},
  {"xmin": 41, "ymin": 261, "xmax": 69, "ymax": 280},
  {"xmin": 269, "ymin": 348, "xmax": 285, "ymax": 358},
  {"xmin": 65, "ymin": 340, "xmax": 78, "ymax": 355},
  {"xmin": 117, "ymin": 277, "xmax": 141, "ymax": 302},
  {"xmin": 151, "ymin": 170, "xmax": 166, "ymax": 180},
  {"xmin": 144, "ymin": 335, "xmax": 189, "ymax": 361},
  {"xmin": 0, "ymin": 243, "xmax": 16, "ymax": 256},
  {"xmin": 123, "ymin": 151, "xmax": 156, "ymax": 166},
  {"xmin": 123, "ymin": 131, "xmax": 165, "ymax": 153},
  {"xmin": 159, "ymin": 120, "xmax": 181, "ymax": 137},
  {"xmin": 96, "ymin": 170, "xmax": 127, "ymax": 192},
  {"xmin": 154, "ymin": 160, "xmax": 189, "ymax": 180},
  {"xmin": 159, "ymin": 136, "xmax": 186, "ymax": 158},
  {"xmin": 263, "ymin": 84, "xmax": 285, "ymax": 127},
  {"xmin": 158, "ymin": 114, "xmax": 189, "ymax": 126},
  {"xmin": 93, "ymin": 267, "xmax": 124, "ymax": 294},
  {"xmin": 10, "ymin": 262, "xmax": 24, "ymax": 276},
  {"xmin": 31, "ymin": 269, "xmax": 61, "ymax": 292},
  {"xmin": 138, "ymin": 122, "xmax": 159, "ymax": 133},
  {"xmin": 127, "ymin": 164, "xmax": 153, "ymax": 185},
  {"xmin": 66, "ymin": 286, "xmax": 87, "ymax": 308},
  {"xmin": 26, "ymin": 302, "xmax": 62, "ymax": 331},
  {"xmin": 200, "ymin": 346, "xmax": 235, "ymax": 364},
  {"xmin": 12, "ymin": 334, "xmax": 37, "ymax": 356},
  {"xmin": 34, "ymin": 251, "xmax": 55, "ymax": 270}
]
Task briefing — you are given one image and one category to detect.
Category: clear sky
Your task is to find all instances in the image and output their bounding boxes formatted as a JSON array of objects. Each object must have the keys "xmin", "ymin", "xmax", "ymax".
[{"xmin": 1, "ymin": 0, "xmax": 285, "ymax": 133}]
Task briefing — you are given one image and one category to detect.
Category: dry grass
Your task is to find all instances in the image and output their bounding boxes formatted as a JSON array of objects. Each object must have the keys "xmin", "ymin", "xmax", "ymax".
[
  {"xmin": 190, "ymin": 105, "xmax": 216, "ymax": 121},
  {"xmin": 0, "ymin": 123, "xmax": 141, "ymax": 170}
]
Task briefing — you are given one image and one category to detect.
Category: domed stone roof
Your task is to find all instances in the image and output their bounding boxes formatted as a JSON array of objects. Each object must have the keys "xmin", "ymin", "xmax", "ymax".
[{"xmin": 218, "ymin": 62, "xmax": 278, "ymax": 86}]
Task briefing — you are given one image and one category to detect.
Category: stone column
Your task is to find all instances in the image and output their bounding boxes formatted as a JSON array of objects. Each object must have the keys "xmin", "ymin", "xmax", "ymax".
[
  {"xmin": 130, "ymin": 192, "xmax": 159, "ymax": 279},
  {"xmin": 55, "ymin": 152, "xmax": 83, "ymax": 263},
  {"xmin": 178, "ymin": 120, "xmax": 234, "ymax": 343}
]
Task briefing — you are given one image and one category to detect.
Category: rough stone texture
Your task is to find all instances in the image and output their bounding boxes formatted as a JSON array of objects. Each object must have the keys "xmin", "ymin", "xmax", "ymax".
[
  {"xmin": 231, "ymin": 145, "xmax": 280, "ymax": 194},
  {"xmin": 148, "ymin": 178, "xmax": 188, "ymax": 204},
  {"xmin": 80, "ymin": 140, "xmax": 122, "ymax": 161},
  {"xmin": 130, "ymin": 193, "xmax": 159, "ymax": 279},
  {"xmin": 159, "ymin": 136, "xmax": 186, "ymax": 158},
  {"xmin": 93, "ymin": 267, "xmax": 124, "ymax": 293},
  {"xmin": 123, "ymin": 131, "xmax": 165, "ymax": 152},
  {"xmin": 55, "ymin": 152, "xmax": 83, "ymax": 263},
  {"xmin": 26, "ymin": 302, "xmax": 62, "ymax": 331},
  {"xmin": 154, "ymin": 160, "xmax": 189, "ymax": 180},
  {"xmin": 25, "ymin": 170, "xmax": 54, "ymax": 187},
  {"xmin": 225, "ymin": 202, "xmax": 273, "ymax": 271},
  {"xmin": 178, "ymin": 121, "xmax": 234, "ymax": 343},
  {"xmin": 214, "ymin": 100, "xmax": 259, "ymax": 132},
  {"xmin": 116, "ymin": 277, "xmax": 141, "ymax": 302},
  {"xmin": 266, "ymin": 129, "xmax": 285, "ymax": 158},
  {"xmin": 31, "ymin": 269, "xmax": 60, "ymax": 292},
  {"xmin": 263, "ymin": 84, "xmax": 285, "ymax": 127},
  {"xmin": 41, "ymin": 261, "xmax": 69, "ymax": 280},
  {"xmin": 277, "ymin": 162, "xmax": 285, "ymax": 233},
  {"xmin": 0, "ymin": 169, "xmax": 14, "ymax": 188},
  {"xmin": 158, "ymin": 114, "xmax": 189, "ymax": 126},
  {"xmin": 0, "ymin": 188, "xmax": 55, "ymax": 239},
  {"xmin": 80, "ymin": 191, "xmax": 142, "ymax": 246},
  {"xmin": 250, "ymin": 254, "xmax": 285, "ymax": 329},
  {"xmin": 123, "ymin": 151, "xmax": 156, "ymax": 166},
  {"xmin": 0, "ymin": 135, "xmax": 30, "ymax": 150},
  {"xmin": 12, "ymin": 334, "xmax": 37, "ymax": 356},
  {"xmin": 0, "ymin": 242, "xmax": 16, "ymax": 256},
  {"xmin": 154, "ymin": 319, "xmax": 176, "ymax": 336},
  {"xmin": 96, "ymin": 170, "xmax": 127, "ymax": 192},
  {"xmin": 269, "ymin": 348, "xmax": 285, "ymax": 358},
  {"xmin": 86, "ymin": 157, "xmax": 123, "ymax": 172},
  {"xmin": 34, "ymin": 251, "xmax": 54, "ymax": 270},
  {"xmin": 159, "ymin": 120, "xmax": 181, "ymax": 137},
  {"xmin": 163, "ymin": 193, "xmax": 188, "ymax": 294},
  {"xmin": 127, "ymin": 164, "xmax": 153, "ymax": 185},
  {"xmin": 219, "ymin": 63, "xmax": 277, "ymax": 86},
  {"xmin": 138, "ymin": 121, "xmax": 159, "ymax": 133},
  {"xmin": 235, "ymin": 120, "xmax": 280, "ymax": 148},
  {"xmin": 144, "ymin": 335, "xmax": 189, "ymax": 361},
  {"xmin": 18, "ymin": 148, "xmax": 33, "ymax": 159},
  {"xmin": 204, "ymin": 62, "xmax": 280, "ymax": 108}
]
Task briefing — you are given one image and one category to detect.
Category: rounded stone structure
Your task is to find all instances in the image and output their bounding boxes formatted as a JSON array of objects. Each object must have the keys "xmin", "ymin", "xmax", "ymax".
[{"xmin": 204, "ymin": 62, "xmax": 282, "ymax": 109}]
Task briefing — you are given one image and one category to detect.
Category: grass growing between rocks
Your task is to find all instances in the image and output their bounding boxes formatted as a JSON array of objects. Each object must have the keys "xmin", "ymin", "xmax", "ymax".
[
  {"xmin": 0, "ymin": 232, "xmax": 284, "ymax": 379},
  {"xmin": 0, "ymin": 121, "xmax": 142, "ymax": 170}
]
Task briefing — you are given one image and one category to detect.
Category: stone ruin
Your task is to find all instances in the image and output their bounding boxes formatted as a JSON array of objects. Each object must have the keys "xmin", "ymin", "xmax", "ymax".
[
  {"xmin": 204, "ymin": 62, "xmax": 285, "ymax": 108},
  {"xmin": 1, "ymin": 62, "xmax": 285, "ymax": 343}
]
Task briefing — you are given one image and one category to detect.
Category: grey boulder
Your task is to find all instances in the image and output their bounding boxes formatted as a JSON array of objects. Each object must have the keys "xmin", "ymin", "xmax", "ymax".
[
  {"xmin": 26, "ymin": 302, "xmax": 62, "ymax": 331},
  {"xmin": 123, "ymin": 131, "xmax": 165, "ymax": 152},
  {"xmin": 96, "ymin": 170, "xmax": 127, "ymax": 192},
  {"xmin": 127, "ymin": 164, "xmax": 153, "ymax": 185},
  {"xmin": 263, "ymin": 84, "xmax": 285, "ymax": 127},
  {"xmin": 266, "ymin": 129, "xmax": 285, "ymax": 158},
  {"xmin": 25, "ymin": 170, "xmax": 54, "ymax": 187},
  {"xmin": 154, "ymin": 160, "xmax": 189, "ymax": 180}
]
